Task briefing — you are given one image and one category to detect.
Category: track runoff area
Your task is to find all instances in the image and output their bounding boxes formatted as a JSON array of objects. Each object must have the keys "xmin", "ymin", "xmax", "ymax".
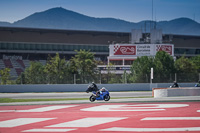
[{"xmin": 0, "ymin": 102, "xmax": 200, "ymax": 133}]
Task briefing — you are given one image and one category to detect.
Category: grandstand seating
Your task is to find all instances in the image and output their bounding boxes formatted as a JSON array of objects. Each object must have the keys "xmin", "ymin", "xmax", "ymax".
[
  {"xmin": 16, "ymin": 59, "xmax": 25, "ymax": 68},
  {"xmin": 0, "ymin": 60, "xmax": 5, "ymax": 69},
  {"xmin": 15, "ymin": 68, "xmax": 23, "ymax": 76},
  {"xmin": 0, "ymin": 59, "xmax": 48, "ymax": 79},
  {"xmin": 39, "ymin": 60, "xmax": 47, "ymax": 65},
  {"xmin": 10, "ymin": 68, "xmax": 18, "ymax": 78},
  {"xmin": 0, "ymin": 59, "xmax": 26, "ymax": 78},
  {"xmin": 3, "ymin": 59, "xmax": 13, "ymax": 68},
  {"xmin": 23, "ymin": 60, "xmax": 31, "ymax": 68}
]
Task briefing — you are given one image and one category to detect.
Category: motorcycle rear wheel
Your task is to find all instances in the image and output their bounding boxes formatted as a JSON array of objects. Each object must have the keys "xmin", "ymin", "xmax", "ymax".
[{"xmin": 89, "ymin": 95, "xmax": 96, "ymax": 102}]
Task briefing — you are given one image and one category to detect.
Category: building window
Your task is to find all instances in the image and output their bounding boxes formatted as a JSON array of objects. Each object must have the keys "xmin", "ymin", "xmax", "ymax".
[
  {"xmin": 110, "ymin": 60, "xmax": 123, "ymax": 65},
  {"xmin": 125, "ymin": 60, "xmax": 135, "ymax": 65}
]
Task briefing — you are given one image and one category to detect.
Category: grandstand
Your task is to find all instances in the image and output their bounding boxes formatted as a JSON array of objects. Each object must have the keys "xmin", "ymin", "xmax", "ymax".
[{"xmin": 0, "ymin": 26, "xmax": 200, "ymax": 78}]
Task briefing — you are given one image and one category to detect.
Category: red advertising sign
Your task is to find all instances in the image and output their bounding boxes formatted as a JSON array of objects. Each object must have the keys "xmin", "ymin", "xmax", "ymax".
[
  {"xmin": 114, "ymin": 45, "xmax": 136, "ymax": 55},
  {"xmin": 156, "ymin": 45, "xmax": 172, "ymax": 55}
]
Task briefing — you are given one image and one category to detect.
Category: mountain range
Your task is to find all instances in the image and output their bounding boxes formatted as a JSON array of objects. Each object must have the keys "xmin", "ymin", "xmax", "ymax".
[{"xmin": 0, "ymin": 7, "xmax": 200, "ymax": 35}]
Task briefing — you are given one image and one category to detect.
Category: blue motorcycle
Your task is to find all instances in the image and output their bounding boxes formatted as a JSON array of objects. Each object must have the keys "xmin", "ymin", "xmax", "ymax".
[{"xmin": 86, "ymin": 84, "xmax": 110, "ymax": 102}]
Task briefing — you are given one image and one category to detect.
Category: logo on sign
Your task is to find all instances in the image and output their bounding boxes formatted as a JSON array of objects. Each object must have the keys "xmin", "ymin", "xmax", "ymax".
[
  {"xmin": 114, "ymin": 45, "xmax": 136, "ymax": 55},
  {"xmin": 156, "ymin": 45, "xmax": 172, "ymax": 55}
]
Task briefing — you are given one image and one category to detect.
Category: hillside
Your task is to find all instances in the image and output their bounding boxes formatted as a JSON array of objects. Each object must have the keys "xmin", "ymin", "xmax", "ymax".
[{"xmin": 0, "ymin": 7, "xmax": 200, "ymax": 35}]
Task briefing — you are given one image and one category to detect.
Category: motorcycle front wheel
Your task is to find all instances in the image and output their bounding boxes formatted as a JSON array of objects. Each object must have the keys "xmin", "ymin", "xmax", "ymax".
[{"xmin": 104, "ymin": 95, "xmax": 110, "ymax": 101}]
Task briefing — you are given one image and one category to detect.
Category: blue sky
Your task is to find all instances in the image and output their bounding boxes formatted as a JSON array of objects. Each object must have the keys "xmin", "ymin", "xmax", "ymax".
[{"xmin": 0, "ymin": 0, "xmax": 200, "ymax": 23}]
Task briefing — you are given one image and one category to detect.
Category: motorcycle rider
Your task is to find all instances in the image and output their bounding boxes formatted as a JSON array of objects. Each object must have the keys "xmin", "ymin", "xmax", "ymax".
[
  {"xmin": 99, "ymin": 87, "xmax": 106, "ymax": 94},
  {"xmin": 91, "ymin": 82, "xmax": 98, "ymax": 91},
  {"xmin": 170, "ymin": 81, "xmax": 179, "ymax": 88},
  {"xmin": 96, "ymin": 87, "xmax": 107, "ymax": 96},
  {"xmin": 195, "ymin": 80, "xmax": 200, "ymax": 87},
  {"xmin": 90, "ymin": 82, "xmax": 107, "ymax": 97}
]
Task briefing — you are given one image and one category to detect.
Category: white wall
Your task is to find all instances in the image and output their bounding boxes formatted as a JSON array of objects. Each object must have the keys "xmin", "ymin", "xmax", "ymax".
[{"xmin": 154, "ymin": 87, "xmax": 200, "ymax": 98}]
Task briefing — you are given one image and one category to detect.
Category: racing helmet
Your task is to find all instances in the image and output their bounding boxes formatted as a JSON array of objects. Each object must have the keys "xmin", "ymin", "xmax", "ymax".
[{"xmin": 101, "ymin": 87, "xmax": 106, "ymax": 91}]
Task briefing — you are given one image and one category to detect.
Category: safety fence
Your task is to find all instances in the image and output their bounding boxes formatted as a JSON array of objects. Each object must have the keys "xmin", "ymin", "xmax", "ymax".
[
  {"xmin": 0, "ymin": 83, "xmax": 197, "ymax": 93},
  {"xmin": 5, "ymin": 72, "xmax": 199, "ymax": 85}
]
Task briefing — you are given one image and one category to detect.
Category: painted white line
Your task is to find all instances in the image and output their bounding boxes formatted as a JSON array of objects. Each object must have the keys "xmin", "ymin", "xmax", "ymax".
[
  {"xmin": 81, "ymin": 105, "xmax": 163, "ymax": 111},
  {"xmin": 0, "ymin": 118, "xmax": 55, "ymax": 127},
  {"xmin": 19, "ymin": 105, "xmax": 78, "ymax": 112},
  {"xmin": 0, "ymin": 105, "xmax": 78, "ymax": 112},
  {"xmin": 47, "ymin": 117, "xmax": 127, "ymax": 127},
  {"xmin": 0, "ymin": 110, "xmax": 16, "ymax": 112},
  {"xmin": 197, "ymin": 110, "xmax": 200, "ymax": 112},
  {"xmin": 101, "ymin": 127, "xmax": 200, "ymax": 132},
  {"xmin": 81, "ymin": 104, "xmax": 188, "ymax": 112},
  {"xmin": 142, "ymin": 117, "xmax": 200, "ymax": 120},
  {"xmin": 23, "ymin": 128, "xmax": 76, "ymax": 132}
]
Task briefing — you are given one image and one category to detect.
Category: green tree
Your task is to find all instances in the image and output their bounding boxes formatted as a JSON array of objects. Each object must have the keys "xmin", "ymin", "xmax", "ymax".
[
  {"xmin": 175, "ymin": 55, "xmax": 197, "ymax": 82},
  {"xmin": 69, "ymin": 50, "xmax": 97, "ymax": 83},
  {"xmin": 16, "ymin": 72, "xmax": 25, "ymax": 84},
  {"xmin": 44, "ymin": 53, "xmax": 68, "ymax": 84},
  {"xmin": 0, "ymin": 68, "xmax": 10, "ymax": 85},
  {"xmin": 153, "ymin": 51, "xmax": 175, "ymax": 82},
  {"xmin": 129, "ymin": 51, "xmax": 175, "ymax": 83},
  {"xmin": 102, "ymin": 63, "xmax": 122, "ymax": 84},
  {"xmin": 175, "ymin": 56, "xmax": 197, "ymax": 73},
  {"xmin": 23, "ymin": 61, "xmax": 45, "ymax": 84},
  {"xmin": 129, "ymin": 56, "xmax": 154, "ymax": 83},
  {"xmin": 190, "ymin": 55, "xmax": 200, "ymax": 73}
]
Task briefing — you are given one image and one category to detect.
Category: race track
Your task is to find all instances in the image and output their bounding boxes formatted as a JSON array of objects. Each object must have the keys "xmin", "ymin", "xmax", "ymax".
[
  {"xmin": 0, "ymin": 102, "xmax": 200, "ymax": 133},
  {"xmin": 0, "ymin": 92, "xmax": 152, "ymax": 99}
]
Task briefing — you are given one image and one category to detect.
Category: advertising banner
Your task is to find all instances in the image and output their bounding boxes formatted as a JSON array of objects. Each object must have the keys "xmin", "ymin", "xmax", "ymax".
[
  {"xmin": 110, "ymin": 44, "xmax": 174, "ymax": 57},
  {"xmin": 155, "ymin": 44, "xmax": 173, "ymax": 56},
  {"xmin": 113, "ymin": 45, "xmax": 136, "ymax": 55},
  {"xmin": 136, "ymin": 44, "xmax": 153, "ymax": 56}
]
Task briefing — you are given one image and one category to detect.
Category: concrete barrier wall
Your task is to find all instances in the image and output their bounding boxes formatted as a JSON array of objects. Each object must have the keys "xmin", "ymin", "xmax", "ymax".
[
  {"xmin": 0, "ymin": 83, "xmax": 196, "ymax": 93},
  {"xmin": 0, "ymin": 84, "xmax": 151, "ymax": 93},
  {"xmin": 152, "ymin": 83, "xmax": 197, "ymax": 88},
  {"xmin": 154, "ymin": 87, "xmax": 200, "ymax": 98}
]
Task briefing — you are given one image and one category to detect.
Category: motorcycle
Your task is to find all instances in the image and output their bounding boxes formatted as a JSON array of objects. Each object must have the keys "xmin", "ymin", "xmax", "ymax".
[{"xmin": 86, "ymin": 84, "xmax": 110, "ymax": 102}]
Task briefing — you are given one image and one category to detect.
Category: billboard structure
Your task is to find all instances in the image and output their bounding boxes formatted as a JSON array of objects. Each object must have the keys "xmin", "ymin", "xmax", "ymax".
[{"xmin": 108, "ymin": 43, "xmax": 174, "ymax": 66}]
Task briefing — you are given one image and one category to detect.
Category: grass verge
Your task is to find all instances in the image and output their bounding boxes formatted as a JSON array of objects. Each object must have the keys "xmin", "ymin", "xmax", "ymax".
[{"xmin": 0, "ymin": 98, "xmax": 88, "ymax": 103}]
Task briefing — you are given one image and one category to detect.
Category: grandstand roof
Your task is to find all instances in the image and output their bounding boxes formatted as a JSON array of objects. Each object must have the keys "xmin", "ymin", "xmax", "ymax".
[{"xmin": 0, "ymin": 26, "xmax": 200, "ymax": 49}]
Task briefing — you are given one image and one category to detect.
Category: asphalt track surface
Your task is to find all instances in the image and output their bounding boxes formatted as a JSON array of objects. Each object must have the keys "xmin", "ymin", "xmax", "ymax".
[
  {"xmin": 0, "ymin": 92, "xmax": 200, "ymax": 133},
  {"xmin": 0, "ymin": 101, "xmax": 200, "ymax": 133},
  {"xmin": 0, "ymin": 92, "xmax": 152, "ymax": 99}
]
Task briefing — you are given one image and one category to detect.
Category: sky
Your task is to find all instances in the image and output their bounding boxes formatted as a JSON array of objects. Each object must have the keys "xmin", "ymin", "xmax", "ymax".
[{"xmin": 0, "ymin": 0, "xmax": 200, "ymax": 23}]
